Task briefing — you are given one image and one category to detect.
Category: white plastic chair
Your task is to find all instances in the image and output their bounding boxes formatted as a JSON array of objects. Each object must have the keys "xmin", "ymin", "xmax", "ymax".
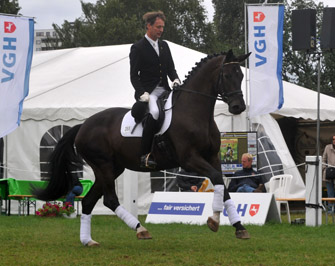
[{"xmin": 268, "ymin": 174, "xmax": 293, "ymax": 223}]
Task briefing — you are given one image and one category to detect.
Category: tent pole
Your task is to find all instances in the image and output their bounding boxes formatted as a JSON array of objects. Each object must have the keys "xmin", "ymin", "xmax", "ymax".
[
  {"xmin": 244, "ymin": 3, "xmax": 250, "ymax": 131},
  {"xmin": 316, "ymin": 53, "xmax": 321, "ymax": 225}
]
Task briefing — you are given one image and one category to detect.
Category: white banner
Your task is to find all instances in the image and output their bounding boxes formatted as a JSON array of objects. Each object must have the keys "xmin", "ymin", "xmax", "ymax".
[
  {"xmin": 0, "ymin": 15, "xmax": 34, "ymax": 138},
  {"xmin": 248, "ymin": 5, "xmax": 284, "ymax": 118},
  {"xmin": 146, "ymin": 192, "xmax": 280, "ymax": 225}
]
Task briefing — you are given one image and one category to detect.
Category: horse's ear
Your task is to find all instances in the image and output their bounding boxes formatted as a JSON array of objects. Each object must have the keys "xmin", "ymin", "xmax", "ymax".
[
  {"xmin": 225, "ymin": 49, "xmax": 234, "ymax": 62},
  {"xmin": 237, "ymin": 52, "xmax": 251, "ymax": 63}
]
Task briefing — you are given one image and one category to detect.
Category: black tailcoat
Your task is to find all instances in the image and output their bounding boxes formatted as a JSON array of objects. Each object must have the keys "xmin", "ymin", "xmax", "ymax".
[{"xmin": 129, "ymin": 38, "xmax": 179, "ymax": 100}]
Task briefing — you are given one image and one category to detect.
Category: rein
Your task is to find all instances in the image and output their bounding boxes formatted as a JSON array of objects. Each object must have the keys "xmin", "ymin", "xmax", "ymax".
[{"xmin": 173, "ymin": 87, "xmax": 219, "ymax": 101}]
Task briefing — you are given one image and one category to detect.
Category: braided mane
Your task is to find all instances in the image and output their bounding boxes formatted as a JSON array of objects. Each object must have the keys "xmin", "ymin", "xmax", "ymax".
[{"xmin": 182, "ymin": 52, "xmax": 227, "ymax": 86}]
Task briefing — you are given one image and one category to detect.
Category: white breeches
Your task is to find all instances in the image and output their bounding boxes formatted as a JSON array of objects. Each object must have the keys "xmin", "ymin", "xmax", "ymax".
[{"xmin": 149, "ymin": 86, "xmax": 165, "ymax": 120}]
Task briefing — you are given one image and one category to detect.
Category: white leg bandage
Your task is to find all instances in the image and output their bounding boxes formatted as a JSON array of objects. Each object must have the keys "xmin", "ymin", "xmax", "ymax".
[
  {"xmin": 224, "ymin": 199, "xmax": 241, "ymax": 225},
  {"xmin": 115, "ymin": 206, "xmax": 140, "ymax": 230},
  {"xmin": 80, "ymin": 214, "xmax": 92, "ymax": 245},
  {"xmin": 212, "ymin": 184, "xmax": 225, "ymax": 212}
]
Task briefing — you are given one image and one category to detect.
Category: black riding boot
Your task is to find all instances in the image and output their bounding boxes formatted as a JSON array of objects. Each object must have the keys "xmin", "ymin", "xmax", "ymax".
[{"xmin": 140, "ymin": 114, "xmax": 157, "ymax": 169}]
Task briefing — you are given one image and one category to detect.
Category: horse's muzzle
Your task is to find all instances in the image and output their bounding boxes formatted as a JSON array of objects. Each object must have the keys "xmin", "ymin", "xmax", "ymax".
[{"xmin": 228, "ymin": 97, "xmax": 246, "ymax": 115}]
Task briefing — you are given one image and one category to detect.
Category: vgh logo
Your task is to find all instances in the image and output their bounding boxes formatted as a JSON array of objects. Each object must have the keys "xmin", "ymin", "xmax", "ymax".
[
  {"xmin": 249, "ymin": 204, "xmax": 260, "ymax": 216},
  {"xmin": 253, "ymin": 12, "xmax": 265, "ymax": 22},
  {"xmin": 4, "ymin": 21, "xmax": 16, "ymax": 33}
]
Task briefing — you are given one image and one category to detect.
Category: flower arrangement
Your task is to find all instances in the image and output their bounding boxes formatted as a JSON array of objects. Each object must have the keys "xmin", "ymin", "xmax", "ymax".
[{"xmin": 36, "ymin": 202, "xmax": 75, "ymax": 217}]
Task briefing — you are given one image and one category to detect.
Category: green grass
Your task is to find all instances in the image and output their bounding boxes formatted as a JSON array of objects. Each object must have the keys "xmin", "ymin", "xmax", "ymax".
[{"xmin": 0, "ymin": 214, "xmax": 334, "ymax": 265}]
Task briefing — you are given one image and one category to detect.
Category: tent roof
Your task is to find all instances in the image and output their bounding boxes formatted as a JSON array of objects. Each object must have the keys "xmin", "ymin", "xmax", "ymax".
[{"xmin": 22, "ymin": 42, "xmax": 335, "ymax": 121}]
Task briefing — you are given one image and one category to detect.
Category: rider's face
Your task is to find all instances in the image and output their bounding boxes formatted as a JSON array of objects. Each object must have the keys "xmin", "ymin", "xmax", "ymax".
[{"xmin": 146, "ymin": 18, "xmax": 164, "ymax": 41}]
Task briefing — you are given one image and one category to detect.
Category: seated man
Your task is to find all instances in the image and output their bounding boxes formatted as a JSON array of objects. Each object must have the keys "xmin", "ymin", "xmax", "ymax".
[
  {"xmin": 176, "ymin": 169, "xmax": 205, "ymax": 192},
  {"xmin": 228, "ymin": 153, "xmax": 264, "ymax": 193}
]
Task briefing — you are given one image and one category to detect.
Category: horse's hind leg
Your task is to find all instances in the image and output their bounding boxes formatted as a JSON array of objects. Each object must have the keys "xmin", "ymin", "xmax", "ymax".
[
  {"xmin": 80, "ymin": 180, "xmax": 104, "ymax": 246},
  {"xmin": 101, "ymin": 168, "xmax": 152, "ymax": 240}
]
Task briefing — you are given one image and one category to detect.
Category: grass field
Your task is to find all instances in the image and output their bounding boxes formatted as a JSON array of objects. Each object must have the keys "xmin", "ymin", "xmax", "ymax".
[{"xmin": 0, "ymin": 214, "xmax": 334, "ymax": 265}]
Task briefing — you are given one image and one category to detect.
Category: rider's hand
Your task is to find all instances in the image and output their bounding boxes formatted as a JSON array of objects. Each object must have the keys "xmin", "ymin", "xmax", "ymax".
[
  {"xmin": 172, "ymin": 79, "xmax": 181, "ymax": 89},
  {"xmin": 139, "ymin": 92, "xmax": 150, "ymax": 102}
]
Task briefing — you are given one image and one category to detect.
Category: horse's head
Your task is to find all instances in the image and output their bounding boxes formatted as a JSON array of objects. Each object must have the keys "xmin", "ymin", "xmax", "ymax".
[{"xmin": 216, "ymin": 50, "xmax": 250, "ymax": 115}]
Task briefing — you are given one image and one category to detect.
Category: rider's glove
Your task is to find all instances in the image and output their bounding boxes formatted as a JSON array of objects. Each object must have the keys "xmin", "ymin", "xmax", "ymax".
[
  {"xmin": 172, "ymin": 79, "xmax": 181, "ymax": 89},
  {"xmin": 139, "ymin": 92, "xmax": 150, "ymax": 102}
]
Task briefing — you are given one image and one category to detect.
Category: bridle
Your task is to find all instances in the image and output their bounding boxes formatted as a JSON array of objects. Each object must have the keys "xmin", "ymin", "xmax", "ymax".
[
  {"xmin": 174, "ymin": 59, "xmax": 243, "ymax": 103},
  {"xmin": 215, "ymin": 61, "xmax": 243, "ymax": 103}
]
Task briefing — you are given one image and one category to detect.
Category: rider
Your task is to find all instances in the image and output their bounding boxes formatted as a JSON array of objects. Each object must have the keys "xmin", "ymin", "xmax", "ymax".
[{"xmin": 129, "ymin": 11, "xmax": 180, "ymax": 169}]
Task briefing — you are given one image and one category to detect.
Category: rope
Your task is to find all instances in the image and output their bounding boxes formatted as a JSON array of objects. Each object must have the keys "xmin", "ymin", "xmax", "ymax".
[
  {"xmin": 159, "ymin": 162, "xmax": 306, "ymax": 179},
  {"xmin": 0, "ymin": 162, "xmax": 307, "ymax": 179},
  {"xmin": 321, "ymin": 162, "xmax": 335, "ymax": 168}
]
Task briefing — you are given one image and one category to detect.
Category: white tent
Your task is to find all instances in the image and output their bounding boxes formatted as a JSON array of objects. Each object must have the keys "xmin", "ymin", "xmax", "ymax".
[{"xmin": 3, "ymin": 41, "xmax": 334, "ymax": 213}]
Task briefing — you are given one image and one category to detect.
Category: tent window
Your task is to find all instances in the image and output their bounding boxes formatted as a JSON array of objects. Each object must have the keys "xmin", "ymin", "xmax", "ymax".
[
  {"xmin": 150, "ymin": 168, "xmax": 179, "ymax": 192},
  {"xmin": 0, "ymin": 138, "xmax": 3, "ymax": 179},
  {"xmin": 40, "ymin": 125, "xmax": 83, "ymax": 181},
  {"xmin": 252, "ymin": 123, "xmax": 284, "ymax": 182}
]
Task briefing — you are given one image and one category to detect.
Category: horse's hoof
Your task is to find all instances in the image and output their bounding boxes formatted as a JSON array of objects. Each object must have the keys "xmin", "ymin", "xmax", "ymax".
[
  {"xmin": 137, "ymin": 230, "xmax": 152, "ymax": 240},
  {"xmin": 87, "ymin": 240, "xmax": 100, "ymax": 247},
  {"xmin": 207, "ymin": 216, "xmax": 219, "ymax": 232},
  {"xmin": 235, "ymin": 230, "xmax": 250, "ymax": 240}
]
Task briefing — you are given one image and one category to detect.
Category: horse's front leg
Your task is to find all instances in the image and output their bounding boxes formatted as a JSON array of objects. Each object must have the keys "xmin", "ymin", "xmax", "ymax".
[
  {"xmin": 208, "ymin": 157, "xmax": 250, "ymax": 239},
  {"xmin": 182, "ymin": 153, "xmax": 249, "ymax": 239}
]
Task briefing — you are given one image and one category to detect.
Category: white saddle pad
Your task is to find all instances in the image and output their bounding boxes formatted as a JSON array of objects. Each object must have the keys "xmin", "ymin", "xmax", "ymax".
[{"xmin": 120, "ymin": 91, "xmax": 173, "ymax": 137}]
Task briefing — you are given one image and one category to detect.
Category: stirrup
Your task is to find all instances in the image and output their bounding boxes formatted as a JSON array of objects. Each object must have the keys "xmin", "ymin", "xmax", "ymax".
[{"xmin": 140, "ymin": 153, "xmax": 157, "ymax": 169}]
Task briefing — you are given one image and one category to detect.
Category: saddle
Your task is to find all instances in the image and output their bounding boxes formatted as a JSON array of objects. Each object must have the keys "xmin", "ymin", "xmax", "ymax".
[{"xmin": 120, "ymin": 91, "xmax": 173, "ymax": 137}]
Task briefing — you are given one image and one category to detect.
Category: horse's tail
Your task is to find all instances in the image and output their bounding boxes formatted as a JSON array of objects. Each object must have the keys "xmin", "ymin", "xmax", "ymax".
[{"xmin": 32, "ymin": 124, "xmax": 83, "ymax": 201}]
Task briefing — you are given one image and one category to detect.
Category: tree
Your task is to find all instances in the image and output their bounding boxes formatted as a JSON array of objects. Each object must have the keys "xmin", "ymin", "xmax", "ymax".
[
  {"xmin": 53, "ymin": 0, "xmax": 215, "ymax": 53},
  {"xmin": 0, "ymin": 0, "xmax": 20, "ymax": 14},
  {"xmin": 159, "ymin": 0, "xmax": 216, "ymax": 52},
  {"xmin": 282, "ymin": 0, "xmax": 335, "ymax": 95}
]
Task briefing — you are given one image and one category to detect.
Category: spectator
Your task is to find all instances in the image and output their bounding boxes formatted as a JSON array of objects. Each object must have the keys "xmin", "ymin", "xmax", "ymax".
[
  {"xmin": 228, "ymin": 153, "xmax": 264, "ymax": 193},
  {"xmin": 322, "ymin": 135, "xmax": 335, "ymax": 213},
  {"xmin": 177, "ymin": 169, "xmax": 205, "ymax": 192}
]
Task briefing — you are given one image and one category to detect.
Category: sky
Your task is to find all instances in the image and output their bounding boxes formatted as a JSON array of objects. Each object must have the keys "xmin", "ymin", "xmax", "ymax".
[
  {"xmin": 18, "ymin": 0, "xmax": 335, "ymax": 30},
  {"xmin": 18, "ymin": 0, "xmax": 215, "ymax": 29}
]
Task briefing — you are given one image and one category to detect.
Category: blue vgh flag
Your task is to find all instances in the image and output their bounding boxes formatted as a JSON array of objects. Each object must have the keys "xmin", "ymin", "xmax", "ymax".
[{"xmin": 0, "ymin": 15, "xmax": 34, "ymax": 138}]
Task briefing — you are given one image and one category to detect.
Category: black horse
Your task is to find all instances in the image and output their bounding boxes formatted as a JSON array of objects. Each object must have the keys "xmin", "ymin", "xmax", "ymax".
[{"xmin": 33, "ymin": 50, "xmax": 251, "ymax": 246}]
